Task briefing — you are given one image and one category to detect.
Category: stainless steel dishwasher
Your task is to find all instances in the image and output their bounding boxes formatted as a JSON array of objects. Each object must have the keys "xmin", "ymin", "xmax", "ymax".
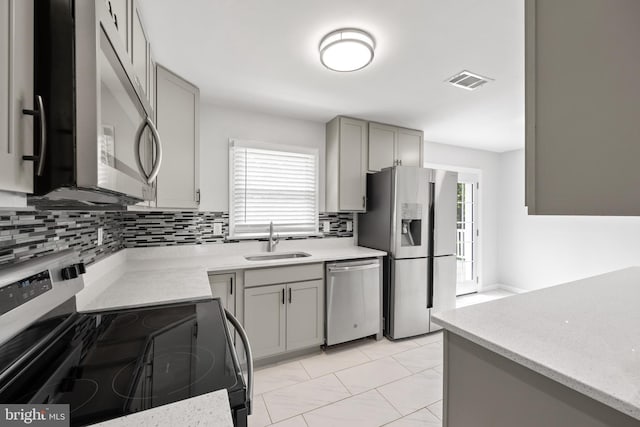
[{"xmin": 326, "ymin": 258, "xmax": 381, "ymax": 346}]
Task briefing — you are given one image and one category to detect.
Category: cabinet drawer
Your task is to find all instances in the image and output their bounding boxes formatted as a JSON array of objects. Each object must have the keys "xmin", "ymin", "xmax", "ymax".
[{"xmin": 245, "ymin": 263, "xmax": 323, "ymax": 288}]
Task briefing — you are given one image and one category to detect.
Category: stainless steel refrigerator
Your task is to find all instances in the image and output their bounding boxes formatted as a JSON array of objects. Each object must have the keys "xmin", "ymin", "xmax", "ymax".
[{"xmin": 358, "ymin": 166, "xmax": 457, "ymax": 339}]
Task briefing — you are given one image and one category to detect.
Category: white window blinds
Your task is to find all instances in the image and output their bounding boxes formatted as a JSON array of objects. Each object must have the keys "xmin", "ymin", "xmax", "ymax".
[{"xmin": 229, "ymin": 140, "xmax": 319, "ymax": 238}]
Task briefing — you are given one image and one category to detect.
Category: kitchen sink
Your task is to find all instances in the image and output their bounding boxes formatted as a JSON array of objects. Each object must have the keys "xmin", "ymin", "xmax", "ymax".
[{"xmin": 244, "ymin": 252, "xmax": 312, "ymax": 261}]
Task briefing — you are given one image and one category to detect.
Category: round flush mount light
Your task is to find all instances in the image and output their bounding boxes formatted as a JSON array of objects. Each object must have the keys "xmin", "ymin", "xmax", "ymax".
[{"xmin": 319, "ymin": 28, "xmax": 375, "ymax": 72}]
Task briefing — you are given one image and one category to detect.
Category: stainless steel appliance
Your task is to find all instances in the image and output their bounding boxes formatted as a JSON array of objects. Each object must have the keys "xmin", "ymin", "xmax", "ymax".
[
  {"xmin": 31, "ymin": 0, "xmax": 160, "ymax": 205},
  {"xmin": 326, "ymin": 259, "xmax": 382, "ymax": 346},
  {"xmin": 0, "ymin": 251, "xmax": 253, "ymax": 426},
  {"xmin": 358, "ymin": 166, "xmax": 457, "ymax": 339}
]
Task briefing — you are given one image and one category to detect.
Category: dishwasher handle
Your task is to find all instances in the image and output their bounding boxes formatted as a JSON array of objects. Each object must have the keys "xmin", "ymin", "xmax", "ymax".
[{"xmin": 328, "ymin": 263, "xmax": 379, "ymax": 273}]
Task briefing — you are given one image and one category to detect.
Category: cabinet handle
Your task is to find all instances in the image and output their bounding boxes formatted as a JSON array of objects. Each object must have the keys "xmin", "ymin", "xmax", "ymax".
[
  {"xmin": 282, "ymin": 288, "xmax": 285, "ymax": 305},
  {"xmin": 230, "ymin": 277, "xmax": 233, "ymax": 295},
  {"xmin": 362, "ymin": 196, "xmax": 366, "ymax": 209},
  {"xmin": 288, "ymin": 288, "xmax": 292, "ymax": 304},
  {"xmin": 114, "ymin": 14, "xmax": 119, "ymax": 29},
  {"xmin": 22, "ymin": 95, "xmax": 47, "ymax": 176}
]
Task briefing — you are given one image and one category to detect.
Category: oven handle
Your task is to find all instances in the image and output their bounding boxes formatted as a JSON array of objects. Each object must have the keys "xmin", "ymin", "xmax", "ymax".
[{"xmin": 224, "ymin": 309, "xmax": 253, "ymax": 415}]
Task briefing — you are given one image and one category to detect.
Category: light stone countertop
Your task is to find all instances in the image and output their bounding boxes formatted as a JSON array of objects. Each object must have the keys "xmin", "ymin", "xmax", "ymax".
[
  {"xmin": 88, "ymin": 389, "xmax": 233, "ymax": 427},
  {"xmin": 77, "ymin": 237, "xmax": 385, "ymax": 313},
  {"xmin": 432, "ymin": 267, "xmax": 640, "ymax": 421}
]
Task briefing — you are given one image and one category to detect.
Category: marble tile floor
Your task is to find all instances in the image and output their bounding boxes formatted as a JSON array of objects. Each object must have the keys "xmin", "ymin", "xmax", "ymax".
[{"xmin": 249, "ymin": 289, "xmax": 514, "ymax": 427}]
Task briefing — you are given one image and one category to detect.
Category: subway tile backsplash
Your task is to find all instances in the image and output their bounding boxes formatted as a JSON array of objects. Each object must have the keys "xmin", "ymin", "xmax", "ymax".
[{"xmin": 0, "ymin": 210, "xmax": 354, "ymax": 267}]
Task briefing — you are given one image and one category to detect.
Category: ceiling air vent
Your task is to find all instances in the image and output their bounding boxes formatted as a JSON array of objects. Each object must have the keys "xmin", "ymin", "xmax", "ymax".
[{"xmin": 446, "ymin": 70, "xmax": 492, "ymax": 90}]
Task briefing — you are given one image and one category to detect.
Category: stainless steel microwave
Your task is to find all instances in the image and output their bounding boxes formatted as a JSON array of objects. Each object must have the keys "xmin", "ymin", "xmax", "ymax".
[{"xmin": 31, "ymin": 0, "xmax": 161, "ymax": 205}]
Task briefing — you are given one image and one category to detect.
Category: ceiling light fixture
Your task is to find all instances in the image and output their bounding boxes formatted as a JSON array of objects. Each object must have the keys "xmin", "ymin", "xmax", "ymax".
[{"xmin": 319, "ymin": 28, "xmax": 375, "ymax": 72}]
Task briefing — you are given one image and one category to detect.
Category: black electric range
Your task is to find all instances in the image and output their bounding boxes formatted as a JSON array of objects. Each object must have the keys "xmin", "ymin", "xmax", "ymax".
[{"xmin": 0, "ymin": 252, "xmax": 249, "ymax": 426}]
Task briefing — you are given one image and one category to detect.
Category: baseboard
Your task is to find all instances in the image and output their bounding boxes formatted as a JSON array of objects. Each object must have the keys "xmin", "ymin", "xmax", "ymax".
[
  {"xmin": 479, "ymin": 283, "xmax": 528, "ymax": 294},
  {"xmin": 496, "ymin": 284, "xmax": 528, "ymax": 294}
]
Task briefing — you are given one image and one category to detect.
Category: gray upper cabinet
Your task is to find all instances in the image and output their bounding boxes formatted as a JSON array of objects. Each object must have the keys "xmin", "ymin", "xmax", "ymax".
[
  {"xmin": 397, "ymin": 128, "xmax": 423, "ymax": 167},
  {"xmin": 0, "ymin": 0, "xmax": 34, "ymax": 194},
  {"xmin": 104, "ymin": 0, "xmax": 129, "ymax": 55},
  {"xmin": 326, "ymin": 116, "xmax": 368, "ymax": 212},
  {"xmin": 368, "ymin": 122, "xmax": 396, "ymax": 172},
  {"xmin": 131, "ymin": 0, "xmax": 148, "ymax": 98},
  {"xmin": 525, "ymin": 0, "xmax": 640, "ymax": 215},
  {"xmin": 155, "ymin": 65, "xmax": 200, "ymax": 209},
  {"xmin": 368, "ymin": 122, "xmax": 423, "ymax": 172}
]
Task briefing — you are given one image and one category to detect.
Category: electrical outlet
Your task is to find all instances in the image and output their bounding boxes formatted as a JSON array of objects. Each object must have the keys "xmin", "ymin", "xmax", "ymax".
[
  {"xmin": 213, "ymin": 223, "xmax": 223, "ymax": 236},
  {"xmin": 346, "ymin": 221, "xmax": 353, "ymax": 232},
  {"xmin": 322, "ymin": 221, "xmax": 331, "ymax": 233},
  {"xmin": 97, "ymin": 227, "xmax": 104, "ymax": 246}
]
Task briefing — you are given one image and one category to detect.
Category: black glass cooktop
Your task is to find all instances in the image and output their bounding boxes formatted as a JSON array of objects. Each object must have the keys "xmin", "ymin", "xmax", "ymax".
[{"xmin": 0, "ymin": 298, "xmax": 246, "ymax": 426}]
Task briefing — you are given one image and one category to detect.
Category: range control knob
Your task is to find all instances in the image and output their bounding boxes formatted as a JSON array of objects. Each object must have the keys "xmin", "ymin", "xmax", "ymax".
[
  {"xmin": 61, "ymin": 266, "xmax": 79, "ymax": 280},
  {"xmin": 74, "ymin": 263, "xmax": 86, "ymax": 275}
]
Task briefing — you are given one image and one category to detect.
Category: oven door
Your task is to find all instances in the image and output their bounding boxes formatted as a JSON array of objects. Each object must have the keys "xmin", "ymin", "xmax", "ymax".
[{"xmin": 224, "ymin": 309, "xmax": 253, "ymax": 425}]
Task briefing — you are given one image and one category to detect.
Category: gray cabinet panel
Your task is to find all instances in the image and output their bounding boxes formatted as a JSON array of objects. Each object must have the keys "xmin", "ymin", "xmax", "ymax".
[
  {"xmin": 131, "ymin": 0, "xmax": 147, "ymax": 97},
  {"xmin": 244, "ymin": 284, "xmax": 286, "ymax": 359},
  {"xmin": 368, "ymin": 122, "xmax": 396, "ymax": 172},
  {"xmin": 155, "ymin": 65, "xmax": 199, "ymax": 209},
  {"xmin": 325, "ymin": 116, "xmax": 367, "ymax": 212},
  {"xmin": 244, "ymin": 263, "xmax": 323, "ymax": 288},
  {"xmin": 209, "ymin": 273, "xmax": 235, "ymax": 316},
  {"xmin": 397, "ymin": 128, "xmax": 423, "ymax": 167},
  {"xmin": 525, "ymin": 0, "xmax": 640, "ymax": 215},
  {"xmin": 0, "ymin": 0, "xmax": 34, "ymax": 194},
  {"xmin": 286, "ymin": 280, "xmax": 324, "ymax": 351},
  {"xmin": 105, "ymin": 0, "xmax": 129, "ymax": 54}
]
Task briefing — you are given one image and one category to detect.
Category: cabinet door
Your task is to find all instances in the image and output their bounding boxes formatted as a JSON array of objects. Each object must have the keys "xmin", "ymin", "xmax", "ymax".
[
  {"xmin": 131, "ymin": 0, "xmax": 147, "ymax": 96},
  {"xmin": 209, "ymin": 273, "xmax": 235, "ymax": 316},
  {"xmin": 148, "ymin": 48, "xmax": 155, "ymax": 117},
  {"xmin": 155, "ymin": 66, "xmax": 200, "ymax": 209},
  {"xmin": 104, "ymin": 0, "xmax": 129, "ymax": 54},
  {"xmin": 0, "ymin": 0, "xmax": 33, "ymax": 194},
  {"xmin": 396, "ymin": 128, "xmax": 423, "ymax": 167},
  {"xmin": 368, "ymin": 122, "xmax": 396, "ymax": 172},
  {"xmin": 244, "ymin": 284, "xmax": 286, "ymax": 359},
  {"xmin": 525, "ymin": 0, "xmax": 640, "ymax": 215},
  {"xmin": 286, "ymin": 280, "xmax": 324, "ymax": 351},
  {"xmin": 339, "ymin": 117, "xmax": 367, "ymax": 211}
]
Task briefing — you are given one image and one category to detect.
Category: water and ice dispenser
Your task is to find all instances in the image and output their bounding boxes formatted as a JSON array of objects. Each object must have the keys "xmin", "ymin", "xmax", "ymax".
[{"xmin": 400, "ymin": 203, "xmax": 422, "ymax": 247}]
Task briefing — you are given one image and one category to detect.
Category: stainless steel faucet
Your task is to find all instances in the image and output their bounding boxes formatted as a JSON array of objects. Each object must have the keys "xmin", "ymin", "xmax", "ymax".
[{"xmin": 268, "ymin": 221, "xmax": 280, "ymax": 252}]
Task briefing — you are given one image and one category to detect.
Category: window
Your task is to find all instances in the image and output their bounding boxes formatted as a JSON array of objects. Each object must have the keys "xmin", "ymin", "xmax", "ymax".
[
  {"xmin": 229, "ymin": 139, "xmax": 319, "ymax": 238},
  {"xmin": 456, "ymin": 174, "xmax": 479, "ymax": 296}
]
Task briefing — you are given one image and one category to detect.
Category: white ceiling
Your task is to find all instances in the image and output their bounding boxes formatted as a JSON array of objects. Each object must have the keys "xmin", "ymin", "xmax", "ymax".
[{"xmin": 140, "ymin": 0, "xmax": 524, "ymax": 152}]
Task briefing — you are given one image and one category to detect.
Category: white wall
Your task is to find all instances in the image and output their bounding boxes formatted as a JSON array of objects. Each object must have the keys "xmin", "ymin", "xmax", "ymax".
[
  {"xmin": 199, "ymin": 104, "xmax": 326, "ymax": 212},
  {"xmin": 424, "ymin": 141, "xmax": 501, "ymax": 288},
  {"xmin": 498, "ymin": 149, "xmax": 640, "ymax": 290}
]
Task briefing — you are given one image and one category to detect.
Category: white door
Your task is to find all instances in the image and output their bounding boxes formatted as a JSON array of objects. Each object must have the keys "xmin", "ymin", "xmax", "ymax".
[
  {"xmin": 286, "ymin": 280, "xmax": 324, "ymax": 351},
  {"xmin": 368, "ymin": 122, "xmax": 396, "ymax": 172},
  {"xmin": 456, "ymin": 174, "xmax": 479, "ymax": 295},
  {"xmin": 244, "ymin": 284, "xmax": 286, "ymax": 359}
]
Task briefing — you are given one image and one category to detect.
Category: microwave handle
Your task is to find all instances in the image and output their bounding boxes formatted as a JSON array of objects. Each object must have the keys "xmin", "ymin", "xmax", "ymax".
[
  {"xmin": 22, "ymin": 95, "xmax": 47, "ymax": 176},
  {"xmin": 224, "ymin": 309, "xmax": 254, "ymax": 415},
  {"xmin": 134, "ymin": 116, "xmax": 163, "ymax": 185}
]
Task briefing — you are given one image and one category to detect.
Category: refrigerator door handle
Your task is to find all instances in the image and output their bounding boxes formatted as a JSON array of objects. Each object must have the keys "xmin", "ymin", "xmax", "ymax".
[{"xmin": 427, "ymin": 256, "xmax": 434, "ymax": 309}]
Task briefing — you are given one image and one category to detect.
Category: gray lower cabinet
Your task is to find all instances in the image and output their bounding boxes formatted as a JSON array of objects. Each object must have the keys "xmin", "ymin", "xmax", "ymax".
[
  {"xmin": 208, "ymin": 273, "xmax": 236, "ymax": 316},
  {"xmin": 285, "ymin": 280, "xmax": 324, "ymax": 352},
  {"xmin": 244, "ymin": 284, "xmax": 287, "ymax": 359}
]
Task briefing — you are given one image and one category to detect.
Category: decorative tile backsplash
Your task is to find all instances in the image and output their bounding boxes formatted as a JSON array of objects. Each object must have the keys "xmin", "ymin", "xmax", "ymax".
[
  {"xmin": 0, "ymin": 210, "xmax": 354, "ymax": 267},
  {"xmin": 0, "ymin": 211, "xmax": 121, "ymax": 267},
  {"xmin": 120, "ymin": 211, "xmax": 354, "ymax": 247}
]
